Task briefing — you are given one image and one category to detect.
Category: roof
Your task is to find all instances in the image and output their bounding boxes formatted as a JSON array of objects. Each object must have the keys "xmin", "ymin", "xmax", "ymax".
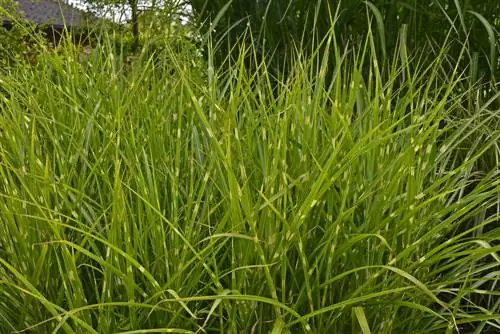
[{"xmin": 2, "ymin": 0, "xmax": 93, "ymax": 28}]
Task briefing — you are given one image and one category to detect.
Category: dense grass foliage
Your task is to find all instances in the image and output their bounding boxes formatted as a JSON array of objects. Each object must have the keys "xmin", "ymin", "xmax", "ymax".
[
  {"xmin": 0, "ymin": 31, "xmax": 499, "ymax": 333},
  {"xmin": 189, "ymin": 0, "xmax": 499, "ymax": 81}
]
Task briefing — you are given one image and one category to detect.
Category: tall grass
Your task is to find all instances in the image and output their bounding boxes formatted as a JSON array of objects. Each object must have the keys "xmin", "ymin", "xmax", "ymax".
[{"xmin": 0, "ymin": 29, "xmax": 499, "ymax": 333}]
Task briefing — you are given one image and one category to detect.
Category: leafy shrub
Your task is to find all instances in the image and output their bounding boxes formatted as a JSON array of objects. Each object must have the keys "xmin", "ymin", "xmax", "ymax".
[{"xmin": 0, "ymin": 1, "xmax": 46, "ymax": 70}]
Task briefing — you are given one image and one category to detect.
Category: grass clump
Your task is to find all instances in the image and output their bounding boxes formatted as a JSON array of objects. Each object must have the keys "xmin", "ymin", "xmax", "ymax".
[{"xmin": 0, "ymin": 29, "xmax": 499, "ymax": 333}]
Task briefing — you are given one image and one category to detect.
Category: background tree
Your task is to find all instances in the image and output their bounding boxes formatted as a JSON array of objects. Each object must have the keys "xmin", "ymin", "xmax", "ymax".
[{"xmin": 85, "ymin": 0, "xmax": 188, "ymax": 50}]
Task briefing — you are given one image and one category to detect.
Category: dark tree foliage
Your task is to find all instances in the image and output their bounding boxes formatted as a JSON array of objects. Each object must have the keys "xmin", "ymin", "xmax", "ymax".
[{"xmin": 188, "ymin": 0, "xmax": 499, "ymax": 79}]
